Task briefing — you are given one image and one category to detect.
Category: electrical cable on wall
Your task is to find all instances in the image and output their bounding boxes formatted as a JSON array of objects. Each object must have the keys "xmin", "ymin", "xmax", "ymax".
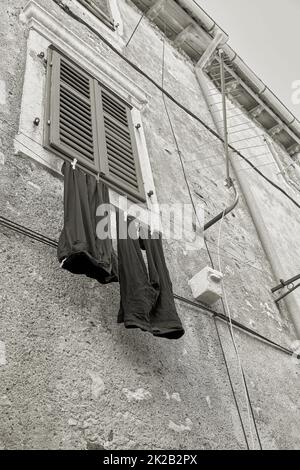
[{"xmin": 0, "ymin": 214, "xmax": 294, "ymax": 358}]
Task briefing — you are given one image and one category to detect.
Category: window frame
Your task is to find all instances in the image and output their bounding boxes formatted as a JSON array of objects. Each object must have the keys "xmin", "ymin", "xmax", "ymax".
[{"xmin": 44, "ymin": 46, "xmax": 146, "ymax": 203}]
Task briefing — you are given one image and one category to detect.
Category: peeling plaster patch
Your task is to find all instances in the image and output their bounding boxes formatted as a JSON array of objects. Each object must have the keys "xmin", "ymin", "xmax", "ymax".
[
  {"xmin": 83, "ymin": 417, "xmax": 98, "ymax": 428},
  {"xmin": 225, "ymin": 265, "xmax": 234, "ymax": 275},
  {"xmin": 246, "ymin": 300, "xmax": 254, "ymax": 310},
  {"xmin": 254, "ymin": 407, "xmax": 262, "ymax": 418},
  {"xmin": 68, "ymin": 418, "xmax": 77, "ymax": 426},
  {"xmin": 122, "ymin": 388, "xmax": 151, "ymax": 402},
  {"xmin": 0, "ymin": 152, "xmax": 5, "ymax": 166},
  {"xmin": 171, "ymin": 392, "xmax": 181, "ymax": 402},
  {"xmin": 260, "ymin": 302, "xmax": 275, "ymax": 320},
  {"xmin": 0, "ymin": 395, "xmax": 11, "ymax": 406},
  {"xmin": 87, "ymin": 370, "xmax": 105, "ymax": 399},
  {"xmin": 27, "ymin": 181, "xmax": 41, "ymax": 192},
  {"xmin": 0, "ymin": 80, "xmax": 6, "ymax": 105},
  {"xmin": 205, "ymin": 396, "xmax": 212, "ymax": 409},
  {"xmin": 0, "ymin": 341, "xmax": 6, "ymax": 366},
  {"xmin": 164, "ymin": 391, "xmax": 181, "ymax": 402},
  {"xmin": 168, "ymin": 418, "xmax": 193, "ymax": 433}
]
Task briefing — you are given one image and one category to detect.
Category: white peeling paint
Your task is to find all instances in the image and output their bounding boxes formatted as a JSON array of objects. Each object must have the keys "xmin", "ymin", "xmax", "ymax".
[
  {"xmin": 225, "ymin": 265, "xmax": 234, "ymax": 275},
  {"xmin": 0, "ymin": 152, "xmax": 5, "ymax": 166},
  {"xmin": 168, "ymin": 418, "xmax": 193, "ymax": 433},
  {"xmin": 68, "ymin": 418, "xmax": 77, "ymax": 426},
  {"xmin": 0, "ymin": 341, "xmax": 6, "ymax": 366},
  {"xmin": 122, "ymin": 388, "xmax": 151, "ymax": 402},
  {"xmin": 171, "ymin": 392, "xmax": 181, "ymax": 402},
  {"xmin": 87, "ymin": 370, "xmax": 105, "ymax": 399},
  {"xmin": 254, "ymin": 407, "xmax": 262, "ymax": 417},
  {"xmin": 27, "ymin": 181, "xmax": 42, "ymax": 192},
  {"xmin": 205, "ymin": 395, "xmax": 212, "ymax": 409},
  {"xmin": 0, "ymin": 395, "xmax": 11, "ymax": 406},
  {"xmin": 164, "ymin": 391, "xmax": 181, "ymax": 402},
  {"xmin": 246, "ymin": 300, "xmax": 254, "ymax": 309},
  {"xmin": 0, "ymin": 80, "xmax": 6, "ymax": 105}
]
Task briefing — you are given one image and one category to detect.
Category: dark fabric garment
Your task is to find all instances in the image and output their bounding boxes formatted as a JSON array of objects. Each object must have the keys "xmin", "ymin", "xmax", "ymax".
[
  {"xmin": 57, "ymin": 161, "xmax": 118, "ymax": 284},
  {"xmin": 117, "ymin": 216, "xmax": 184, "ymax": 339}
]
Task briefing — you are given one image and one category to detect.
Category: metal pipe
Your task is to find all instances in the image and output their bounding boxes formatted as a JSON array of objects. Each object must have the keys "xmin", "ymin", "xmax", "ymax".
[
  {"xmin": 275, "ymin": 283, "xmax": 300, "ymax": 303},
  {"xmin": 204, "ymin": 184, "xmax": 239, "ymax": 231},
  {"xmin": 219, "ymin": 49, "xmax": 231, "ymax": 186},
  {"xmin": 271, "ymin": 273, "xmax": 300, "ymax": 293}
]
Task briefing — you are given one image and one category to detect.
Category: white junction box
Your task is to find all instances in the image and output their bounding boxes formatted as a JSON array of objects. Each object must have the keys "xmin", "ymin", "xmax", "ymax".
[{"xmin": 188, "ymin": 266, "xmax": 223, "ymax": 305}]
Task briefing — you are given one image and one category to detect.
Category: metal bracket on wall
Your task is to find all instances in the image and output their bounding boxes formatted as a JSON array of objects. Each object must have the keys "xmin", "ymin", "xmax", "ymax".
[{"xmin": 271, "ymin": 273, "xmax": 300, "ymax": 303}]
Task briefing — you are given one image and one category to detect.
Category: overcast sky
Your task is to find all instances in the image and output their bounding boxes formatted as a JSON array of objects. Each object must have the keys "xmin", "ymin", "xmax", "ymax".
[{"xmin": 196, "ymin": 0, "xmax": 300, "ymax": 120}]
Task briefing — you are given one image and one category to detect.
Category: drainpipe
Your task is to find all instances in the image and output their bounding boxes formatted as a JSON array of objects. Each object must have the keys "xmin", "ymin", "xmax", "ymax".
[{"xmin": 196, "ymin": 66, "xmax": 300, "ymax": 338}]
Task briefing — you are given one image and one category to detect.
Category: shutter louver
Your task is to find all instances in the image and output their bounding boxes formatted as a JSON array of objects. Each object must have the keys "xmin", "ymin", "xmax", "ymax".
[
  {"xmin": 48, "ymin": 50, "xmax": 100, "ymax": 172},
  {"xmin": 46, "ymin": 48, "xmax": 145, "ymax": 202},
  {"xmin": 98, "ymin": 87, "xmax": 145, "ymax": 201}
]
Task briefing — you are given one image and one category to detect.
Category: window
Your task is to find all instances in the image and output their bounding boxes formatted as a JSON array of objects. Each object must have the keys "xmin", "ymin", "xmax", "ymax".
[
  {"xmin": 45, "ymin": 48, "xmax": 145, "ymax": 202},
  {"xmin": 77, "ymin": 0, "xmax": 115, "ymax": 30}
]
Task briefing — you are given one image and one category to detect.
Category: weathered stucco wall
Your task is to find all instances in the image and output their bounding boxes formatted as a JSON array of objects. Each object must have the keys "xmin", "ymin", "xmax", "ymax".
[{"xmin": 0, "ymin": 0, "xmax": 299, "ymax": 450}]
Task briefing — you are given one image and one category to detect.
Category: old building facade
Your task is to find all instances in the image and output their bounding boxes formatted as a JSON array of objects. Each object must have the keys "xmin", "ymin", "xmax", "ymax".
[{"xmin": 0, "ymin": 0, "xmax": 300, "ymax": 450}]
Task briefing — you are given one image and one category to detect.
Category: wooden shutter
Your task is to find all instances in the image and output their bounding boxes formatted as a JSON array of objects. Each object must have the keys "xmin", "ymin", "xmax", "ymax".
[
  {"xmin": 46, "ymin": 48, "xmax": 146, "ymax": 202},
  {"xmin": 96, "ymin": 85, "xmax": 146, "ymax": 202},
  {"xmin": 48, "ymin": 49, "xmax": 100, "ymax": 173}
]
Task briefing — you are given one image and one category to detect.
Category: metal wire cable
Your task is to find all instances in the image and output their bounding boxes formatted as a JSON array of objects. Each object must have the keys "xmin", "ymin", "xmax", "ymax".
[
  {"xmin": 0, "ymin": 214, "xmax": 293, "ymax": 358},
  {"xmin": 160, "ymin": 31, "xmax": 252, "ymax": 449},
  {"xmin": 217, "ymin": 211, "xmax": 263, "ymax": 449},
  {"xmin": 213, "ymin": 316, "xmax": 249, "ymax": 449},
  {"xmin": 125, "ymin": 11, "xmax": 146, "ymax": 47}
]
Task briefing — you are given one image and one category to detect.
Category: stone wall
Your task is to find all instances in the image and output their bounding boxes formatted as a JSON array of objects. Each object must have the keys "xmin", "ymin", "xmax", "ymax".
[{"xmin": 0, "ymin": 0, "xmax": 299, "ymax": 450}]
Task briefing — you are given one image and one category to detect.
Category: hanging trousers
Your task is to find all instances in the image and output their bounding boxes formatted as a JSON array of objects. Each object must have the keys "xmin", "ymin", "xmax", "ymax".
[
  {"xmin": 117, "ymin": 216, "xmax": 185, "ymax": 339},
  {"xmin": 57, "ymin": 161, "xmax": 118, "ymax": 284}
]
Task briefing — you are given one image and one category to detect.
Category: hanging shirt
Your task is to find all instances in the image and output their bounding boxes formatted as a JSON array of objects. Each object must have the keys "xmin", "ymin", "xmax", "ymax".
[
  {"xmin": 57, "ymin": 161, "xmax": 118, "ymax": 284},
  {"xmin": 117, "ymin": 215, "xmax": 184, "ymax": 339}
]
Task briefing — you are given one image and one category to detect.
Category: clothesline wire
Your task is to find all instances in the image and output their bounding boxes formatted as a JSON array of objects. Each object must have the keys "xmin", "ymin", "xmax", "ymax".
[
  {"xmin": 3, "ymin": 121, "xmax": 279, "ymax": 192},
  {"xmin": 10, "ymin": 124, "xmax": 278, "ymax": 176},
  {"xmin": 186, "ymin": 155, "xmax": 277, "ymax": 173},
  {"xmin": 0, "ymin": 125, "xmax": 271, "ymax": 276},
  {"xmin": 0, "ymin": 186, "xmax": 293, "ymax": 357}
]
